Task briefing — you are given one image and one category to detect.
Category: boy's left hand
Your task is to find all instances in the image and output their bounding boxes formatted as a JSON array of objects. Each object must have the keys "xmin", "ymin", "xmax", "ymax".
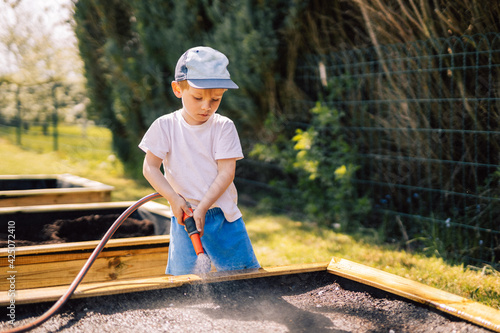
[{"xmin": 192, "ymin": 207, "xmax": 208, "ymax": 237}]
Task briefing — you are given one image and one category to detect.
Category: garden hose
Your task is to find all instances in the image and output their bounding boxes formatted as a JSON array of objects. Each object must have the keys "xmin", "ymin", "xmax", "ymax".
[{"xmin": 3, "ymin": 192, "xmax": 163, "ymax": 333}]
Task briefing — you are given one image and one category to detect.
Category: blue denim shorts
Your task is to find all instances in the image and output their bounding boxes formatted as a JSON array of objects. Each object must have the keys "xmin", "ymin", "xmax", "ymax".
[{"xmin": 166, "ymin": 207, "xmax": 260, "ymax": 275}]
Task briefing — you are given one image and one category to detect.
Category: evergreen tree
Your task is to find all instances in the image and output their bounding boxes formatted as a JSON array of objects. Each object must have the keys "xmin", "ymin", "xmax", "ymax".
[{"xmin": 73, "ymin": 0, "xmax": 305, "ymax": 174}]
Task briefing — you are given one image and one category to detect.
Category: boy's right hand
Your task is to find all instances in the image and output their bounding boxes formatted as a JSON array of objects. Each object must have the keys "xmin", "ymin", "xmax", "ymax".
[{"xmin": 171, "ymin": 195, "xmax": 192, "ymax": 226}]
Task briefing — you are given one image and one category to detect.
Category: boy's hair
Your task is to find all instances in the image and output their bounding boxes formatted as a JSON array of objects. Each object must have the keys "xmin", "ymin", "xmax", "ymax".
[
  {"xmin": 177, "ymin": 80, "xmax": 227, "ymax": 93},
  {"xmin": 177, "ymin": 80, "xmax": 190, "ymax": 91}
]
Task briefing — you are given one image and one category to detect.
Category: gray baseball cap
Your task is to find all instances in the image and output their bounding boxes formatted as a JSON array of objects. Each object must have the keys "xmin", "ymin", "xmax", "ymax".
[{"xmin": 175, "ymin": 46, "xmax": 239, "ymax": 89}]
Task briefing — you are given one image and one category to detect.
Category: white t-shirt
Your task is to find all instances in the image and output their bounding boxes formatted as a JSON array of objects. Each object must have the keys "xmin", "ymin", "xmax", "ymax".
[{"xmin": 139, "ymin": 109, "xmax": 244, "ymax": 222}]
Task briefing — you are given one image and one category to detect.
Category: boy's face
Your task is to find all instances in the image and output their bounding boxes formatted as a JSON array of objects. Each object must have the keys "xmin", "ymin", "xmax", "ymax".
[{"xmin": 172, "ymin": 81, "xmax": 226, "ymax": 126}]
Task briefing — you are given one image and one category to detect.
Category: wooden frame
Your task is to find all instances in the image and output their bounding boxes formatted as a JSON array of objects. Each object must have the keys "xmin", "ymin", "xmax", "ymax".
[
  {"xmin": 0, "ymin": 200, "xmax": 171, "ymax": 244},
  {"xmin": 0, "ymin": 174, "xmax": 114, "ymax": 207},
  {"xmin": 0, "ymin": 200, "xmax": 171, "ymax": 298},
  {"xmin": 0, "ymin": 258, "xmax": 498, "ymax": 332}
]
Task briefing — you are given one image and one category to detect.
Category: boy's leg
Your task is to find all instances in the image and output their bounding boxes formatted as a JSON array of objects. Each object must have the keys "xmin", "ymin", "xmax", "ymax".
[
  {"xmin": 202, "ymin": 208, "xmax": 260, "ymax": 272},
  {"xmin": 165, "ymin": 216, "xmax": 199, "ymax": 275}
]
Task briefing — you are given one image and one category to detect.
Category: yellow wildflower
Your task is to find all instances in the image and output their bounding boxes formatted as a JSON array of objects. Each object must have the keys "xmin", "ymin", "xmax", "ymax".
[{"xmin": 334, "ymin": 165, "xmax": 347, "ymax": 179}]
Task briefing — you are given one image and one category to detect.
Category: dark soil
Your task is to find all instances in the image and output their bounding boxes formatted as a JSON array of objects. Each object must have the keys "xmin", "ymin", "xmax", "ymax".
[
  {"xmin": 1, "ymin": 272, "xmax": 491, "ymax": 333},
  {"xmin": 0, "ymin": 214, "xmax": 154, "ymax": 246}
]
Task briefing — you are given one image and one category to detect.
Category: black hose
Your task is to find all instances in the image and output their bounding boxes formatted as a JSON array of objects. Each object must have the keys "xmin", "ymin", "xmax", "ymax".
[{"xmin": 3, "ymin": 192, "xmax": 163, "ymax": 333}]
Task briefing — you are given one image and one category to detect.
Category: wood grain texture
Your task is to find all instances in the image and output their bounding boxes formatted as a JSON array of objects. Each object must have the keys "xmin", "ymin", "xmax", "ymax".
[{"xmin": 327, "ymin": 257, "xmax": 500, "ymax": 333}]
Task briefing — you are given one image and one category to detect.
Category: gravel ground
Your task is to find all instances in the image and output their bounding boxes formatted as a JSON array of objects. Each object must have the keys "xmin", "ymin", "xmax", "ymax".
[{"xmin": 1, "ymin": 272, "xmax": 492, "ymax": 333}]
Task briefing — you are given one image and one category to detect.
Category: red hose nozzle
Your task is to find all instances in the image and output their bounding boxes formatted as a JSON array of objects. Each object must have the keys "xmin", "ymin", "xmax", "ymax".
[{"xmin": 183, "ymin": 210, "xmax": 204, "ymax": 255}]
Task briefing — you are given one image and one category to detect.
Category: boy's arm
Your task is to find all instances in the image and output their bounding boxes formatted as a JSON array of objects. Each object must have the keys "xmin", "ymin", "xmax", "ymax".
[
  {"xmin": 194, "ymin": 158, "xmax": 236, "ymax": 235},
  {"xmin": 142, "ymin": 150, "xmax": 191, "ymax": 224}
]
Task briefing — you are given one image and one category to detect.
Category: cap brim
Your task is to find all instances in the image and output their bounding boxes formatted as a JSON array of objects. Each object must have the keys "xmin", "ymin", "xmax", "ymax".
[{"xmin": 187, "ymin": 79, "xmax": 239, "ymax": 89}]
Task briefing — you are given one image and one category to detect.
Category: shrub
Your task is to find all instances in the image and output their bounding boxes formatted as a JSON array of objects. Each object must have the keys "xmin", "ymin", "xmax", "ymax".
[{"xmin": 251, "ymin": 102, "xmax": 371, "ymax": 231}]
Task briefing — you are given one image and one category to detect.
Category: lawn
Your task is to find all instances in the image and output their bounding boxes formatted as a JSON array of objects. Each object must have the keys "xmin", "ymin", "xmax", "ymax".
[{"xmin": 0, "ymin": 126, "xmax": 498, "ymax": 310}]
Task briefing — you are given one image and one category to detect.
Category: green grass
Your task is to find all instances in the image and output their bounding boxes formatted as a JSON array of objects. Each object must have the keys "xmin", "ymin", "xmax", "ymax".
[
  {"xmin": 0, "ymin": 125, "xmax": 499, "ymax": 310},
  {"xmin": 0, "ymin": 124, "xmax": 153, "ymax": 202},
  {"xmin": 243, "ymin": 209, "xmax": 500, "ymax": 310}
]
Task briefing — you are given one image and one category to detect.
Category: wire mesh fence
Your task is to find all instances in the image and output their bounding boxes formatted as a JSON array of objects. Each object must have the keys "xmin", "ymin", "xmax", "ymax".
[{"xmin": 296, "ymin": 33, "xmax": 500, "ymax": 268}]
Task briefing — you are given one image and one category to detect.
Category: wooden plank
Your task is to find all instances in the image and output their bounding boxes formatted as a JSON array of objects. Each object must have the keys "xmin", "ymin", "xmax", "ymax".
[
  {"xmin": 0, "ymin": 190, "xmax": 112, "ymax": 207},
  {"xmin": 0, "ymin": 262, "xmax": 330, "ymax": 305},
  {"xmin": 0, "ymin": 201, "xmax": 139, "ymax": 215},
  {"xmin": 0, "ymin": 173, "xmax": 114, "ymax": 190},
  {"xmin": 1, "ymin": 235, "xmax": 170, "ymax": 290},
  {"xmin": 201, "ymin": 261, "xmax": 330, "ymax": 283},
  {"xmin": 0, "ymin": 235, "xmax": 170, "ymax": 258},
  {"xmin": 0, "ymin": 174, "xmax": 114, "ymax": 206},
  {"xmin": 0, "ymin": 199, "xmax": 169, "ymax": 216},
  {"xmin": 1, "ymin": 243, "xmax": 168, "ymax": 266},
  {"xmin": 0, "ymin": 248, "xmax": 169, "ymax": 290},
  {"xmin": 327, "ymin": 257, "xmax": 500, "ymax": 333}
]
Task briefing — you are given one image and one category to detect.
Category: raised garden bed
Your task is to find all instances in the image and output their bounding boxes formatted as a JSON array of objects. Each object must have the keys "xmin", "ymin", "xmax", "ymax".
[
  {"xmin": 1, "ymin": 260, "xmax": 499, "ymax": 332},
  {"xmin": 0, "ymin": 174, "xmax": 114, "ymax": 207},
  {"xmin": 0, "ymin": 200, "xmax": 171, "ymax": 290}
]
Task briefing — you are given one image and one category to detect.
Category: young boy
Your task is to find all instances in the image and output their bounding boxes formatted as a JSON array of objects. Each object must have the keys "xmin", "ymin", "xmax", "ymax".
[{"xmin": 139, "ymin": 46, "xmax": 260, "ymax": 275}]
